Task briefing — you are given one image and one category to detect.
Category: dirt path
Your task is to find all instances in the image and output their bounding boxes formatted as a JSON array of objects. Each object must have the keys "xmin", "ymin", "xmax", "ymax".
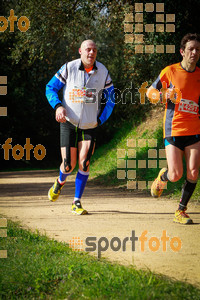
[{"xmin": 0, "ymin": 170, "xmax": 200, "ymax": 287}]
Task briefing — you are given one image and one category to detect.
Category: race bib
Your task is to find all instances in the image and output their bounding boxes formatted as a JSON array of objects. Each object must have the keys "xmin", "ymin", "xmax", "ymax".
[
  {"xmin": 178, "ymin": 99, "xmax": 199, "ymax": 115},
  {"xmin": 69, "ymin": 87, "xmax": 96, "ymax": 103}
]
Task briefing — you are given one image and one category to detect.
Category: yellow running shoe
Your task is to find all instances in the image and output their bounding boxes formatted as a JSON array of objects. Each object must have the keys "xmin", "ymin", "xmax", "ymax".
[
  {"xmin": 174, "ymin": 209, "xmax": 193, "ymax": 225},
  {"xmin": 48, "ymin": 178, "xmax": 65, "ymax": 202},
  {"xmin": 71, "ymin": 202, "xmax": 88, "ymax": 215},
  {"xmin": 151, "ymin": 168, "xmax": 168, "ymax": 198}
]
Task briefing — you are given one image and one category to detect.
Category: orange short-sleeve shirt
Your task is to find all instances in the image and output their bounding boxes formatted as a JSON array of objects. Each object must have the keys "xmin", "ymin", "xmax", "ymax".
[{"xmin": 152, "ymin": 63, "xmax": 200, "ymax": 137}]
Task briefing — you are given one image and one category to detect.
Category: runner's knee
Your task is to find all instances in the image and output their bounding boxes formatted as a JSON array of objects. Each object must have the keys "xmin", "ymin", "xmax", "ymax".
[
  {"xmin": 187, "ymin": 168, "xmax": 199, "ymax": 181},
  {"xmin": 61, "ymin": 158, "xmax": 76, "ymax": 173},
  {"xmin": 79, "ymin": 139, "xmax": 95, "ymax": 172},
  {"xmin": 79, "ymin": 148, "xmax": 92, "ymax": 172},
  {"xmin": 168, "ymin": 170, "xmax": 183, "ymax": 182},
  {"xmin": 79, "ymin": 157, "xmax": 90, "ymax": 172}
]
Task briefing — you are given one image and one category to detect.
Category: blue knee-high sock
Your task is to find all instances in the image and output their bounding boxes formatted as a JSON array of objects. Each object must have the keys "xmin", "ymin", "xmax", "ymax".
[
  {"xmin": 58, "ymin": 168, "xmax": 71, "ymax": 184},
  {"xmin": 74, "ymin": 169, "xmax": 89, "ymax": 202}
]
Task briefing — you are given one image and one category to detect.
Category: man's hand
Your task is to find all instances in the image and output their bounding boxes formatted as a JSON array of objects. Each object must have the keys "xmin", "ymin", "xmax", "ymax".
[{"xmin": 55, "ymin": 106, "xmax": 67, "ymax": 123}]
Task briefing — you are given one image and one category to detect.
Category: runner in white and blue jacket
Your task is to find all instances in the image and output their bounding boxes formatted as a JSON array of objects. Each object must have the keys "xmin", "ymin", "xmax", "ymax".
[{"xmin": 46, "ymin": 40, "xmax": 115, "ymax": 215}]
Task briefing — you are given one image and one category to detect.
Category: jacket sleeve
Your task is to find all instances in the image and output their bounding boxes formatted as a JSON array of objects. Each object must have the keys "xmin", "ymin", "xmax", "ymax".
[
  {"xmin": 46, "ymin": 63, "xmax": 67, "ymax": 109},
  {"xmin": 98, "ymin": 73, "xmax": 115, "ymax": 125}
]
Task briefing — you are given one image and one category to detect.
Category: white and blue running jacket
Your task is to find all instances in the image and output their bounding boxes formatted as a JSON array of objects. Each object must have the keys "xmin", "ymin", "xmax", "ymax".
[{"xmin": 46, "ymin": 58, "xmax": 115, "ymax": 129}]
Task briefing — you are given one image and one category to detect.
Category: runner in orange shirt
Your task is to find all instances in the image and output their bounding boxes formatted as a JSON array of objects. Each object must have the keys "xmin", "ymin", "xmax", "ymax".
[{"xmin": 147, "ymin": 33, "xmax": 200, "ymax": 224}]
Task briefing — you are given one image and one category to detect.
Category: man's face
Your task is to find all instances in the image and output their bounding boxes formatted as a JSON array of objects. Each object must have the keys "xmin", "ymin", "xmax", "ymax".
[
  {"xmin": 180, "ymin": 40, "xmax": 200, "ymax": 65},
  {"xmin": 79, "ymin": 41, "xmax": 97, "ymax": 68}
]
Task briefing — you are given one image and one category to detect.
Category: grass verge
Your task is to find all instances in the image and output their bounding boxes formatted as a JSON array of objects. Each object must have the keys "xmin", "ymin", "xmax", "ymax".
[
  {"xmin": 0, "ymin": 218, "xmax": 200, "ymax": 299},
  {"xmin": 90, "ymin": 107, "xmax": 200, "ymax": 202}
]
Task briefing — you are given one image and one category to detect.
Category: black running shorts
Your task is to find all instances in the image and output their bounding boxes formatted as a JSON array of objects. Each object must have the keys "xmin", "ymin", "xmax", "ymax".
[
  {"xmin": 164, "ymin": 135, "xmax": 200, "ymax": 151},
  {"xmin": 60, "ymin": 121, "xmax": 96, "ymax": 148}
]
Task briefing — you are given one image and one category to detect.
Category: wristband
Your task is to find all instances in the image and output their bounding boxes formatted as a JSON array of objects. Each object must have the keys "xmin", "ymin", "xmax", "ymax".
[{"xmin": 54, "ymin": 103, "xmax": 63, "ymax": 110}]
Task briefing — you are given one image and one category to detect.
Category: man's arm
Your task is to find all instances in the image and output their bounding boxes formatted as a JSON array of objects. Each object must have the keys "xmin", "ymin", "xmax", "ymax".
[
  {"xmin": 146, "ymin": 85, "xmax": 155, "ymax": 99},
  {"xmin": 46, "ymin": 77, "xmax": 64, "ymax": 109},
  {"xmin": 146, "ymin": 67, "xmax": 172, "ymax": 102},
  {"xmin": 46, "ymin": 64, "xmax": 67, "ymax": 122},
  {"xmin": 146, "ymin": 73, "xmax": 164, "ymax": 97},
  {"xmin": 46, "ymin": 64, "xmax": 68, "ymax": 109},
  {"xmin": 98, "ymin": 73, "xmax": 115, "ymax": 125}
]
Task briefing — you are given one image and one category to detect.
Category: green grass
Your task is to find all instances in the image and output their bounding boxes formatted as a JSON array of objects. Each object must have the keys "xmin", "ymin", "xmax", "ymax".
[
  {"xmin": 1, "ymin": 219, "xmax": 200, "ymax": 299},
  {"xmin": 89, "ymin": 115, "xmax": 200, "ymax": 202}
]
